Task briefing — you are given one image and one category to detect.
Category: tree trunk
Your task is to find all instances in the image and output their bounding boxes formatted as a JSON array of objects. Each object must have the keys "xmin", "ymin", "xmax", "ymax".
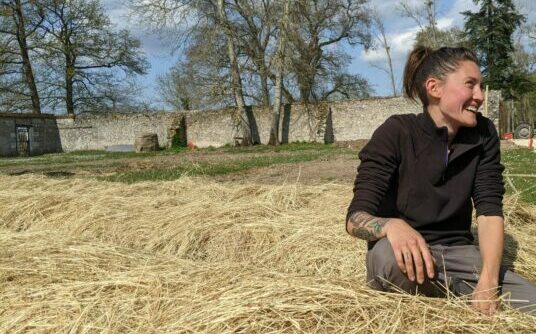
[
  {"xmin": 13, "ymin": 0, "xmax": 41, "ymax": 114},
  {"xmin": 385, "ymin": 43, "xmax": 397, "ymax": 97},
  {"xmin": 269, "ymin": 0, "xmax": 290, "ymax": 145},
  {"xmin": 425, "ymin": 0, "xmax": 438, "ymax": 48},
  {"xmin": 377, "ymin": 24, "xmax": 397, "ymax": 97},
  {"xmin": 217, "ymin": 0, "xmax": 253, "ymax": 145},
  {"xmin": 259, "ymin": 66, "xmax": 270, "ymax": 107},
  {"xmin": 269, "ymin": 69, "xmax": 282, "ymax": 145},
  {"xmin": 64, "ymin": 44, "xmax": 75, "ymax": 115}
]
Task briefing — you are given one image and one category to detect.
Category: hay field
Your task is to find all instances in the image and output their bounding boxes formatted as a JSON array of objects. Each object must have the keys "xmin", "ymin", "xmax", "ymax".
[{"xmin": 1, "ymin": 173, "xmax": 535, "ymax": 333}]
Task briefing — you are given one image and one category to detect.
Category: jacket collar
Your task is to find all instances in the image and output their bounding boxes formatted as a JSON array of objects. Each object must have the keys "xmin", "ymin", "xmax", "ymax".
[
  {"xmin": 417, "ymin": 106, "xmax": 483, "ymax": 162},
  {"xmin": 418, "ymin": 107, "xmax": 449, "ymax": 142}
]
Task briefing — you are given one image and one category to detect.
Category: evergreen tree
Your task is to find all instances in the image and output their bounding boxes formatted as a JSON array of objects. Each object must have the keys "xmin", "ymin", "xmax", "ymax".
[{"xmin": 463, "ymin": 0, "xmax": 527, "ymax": 99}]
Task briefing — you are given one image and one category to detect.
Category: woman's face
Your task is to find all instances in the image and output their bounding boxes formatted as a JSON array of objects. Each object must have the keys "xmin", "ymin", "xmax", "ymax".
[{"xmin": 434, "ymin": 60, "xmax": 484, "ymax": 129}]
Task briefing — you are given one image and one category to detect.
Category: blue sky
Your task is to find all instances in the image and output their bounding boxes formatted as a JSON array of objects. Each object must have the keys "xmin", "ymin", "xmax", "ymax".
[{"xmin": 102, "ymin": 0, "xmax": 536, "ymax": 108}]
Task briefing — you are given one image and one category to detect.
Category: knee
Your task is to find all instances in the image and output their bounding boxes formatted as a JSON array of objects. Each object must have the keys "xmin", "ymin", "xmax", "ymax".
[
  {"xmin": 367, "ymin": 239, "xmax": 407, "ymax": 287},
  {"xmin": 368, "ymin": 239, "xmax": 397, "ymax": 272},
  {"xmin": 366, "ymin": 239, "xmax": 445, "ymax": 297}
]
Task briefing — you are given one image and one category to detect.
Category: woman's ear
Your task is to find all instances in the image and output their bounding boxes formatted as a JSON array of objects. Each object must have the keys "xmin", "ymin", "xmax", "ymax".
[{"xmin": 425, "ymin": 77, "xmax": 442, "ymax": 99}]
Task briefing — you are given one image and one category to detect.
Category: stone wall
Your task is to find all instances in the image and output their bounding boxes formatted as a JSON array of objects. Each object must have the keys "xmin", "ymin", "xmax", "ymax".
[
  {"xmin": 52, "ymin": 93, "xmax": 501, "ymax": 152},
  {"xmin": 0, "ymin": 113, "xmax": 62, "ymax": 157},
  {"xmin": 482, "ymin": 89, "xmax": 501, "ymax": 131},
  {"xmin": 57, "ymin": 113, "xmax": 176, "ymax": 152}
]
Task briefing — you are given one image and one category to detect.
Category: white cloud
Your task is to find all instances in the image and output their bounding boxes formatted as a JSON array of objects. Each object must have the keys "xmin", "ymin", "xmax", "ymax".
[
  {"xmin": 354, "ymin": 0, "xmax": 484, "ymax": 96},
  {"xmin": 443, "ymin": 0, "xmax": 478, "ymax": 28},
  {"xmin": 100, "ymin": 0, "xmax": 176, "ymax": 104},
  {"xmin": 361, "ymin": 26, "xmax": 420, "ymax": 64},
  {"xmin": 436, "ymin": 17, "xmax": 454, "ymax": 30},
  {"xmin": 514, "ymin": 1, "xmax": 536, "ymax": 23},
  {"xmin": 102, "ymin": 0, "xmax": 130, "ymax": 29},
  {"xmin": 102, "ymin": 1, "xmax": 175, "ymax": 57},
  {"xmin": 360, "ymin": 0, "xmax": 481, "ymax": 65}
]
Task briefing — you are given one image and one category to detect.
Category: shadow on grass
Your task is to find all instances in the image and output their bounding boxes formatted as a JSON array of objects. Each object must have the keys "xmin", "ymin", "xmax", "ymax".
[{"xmin": 44, "ymin": 171, "xmax": 76, "ymax": 178}]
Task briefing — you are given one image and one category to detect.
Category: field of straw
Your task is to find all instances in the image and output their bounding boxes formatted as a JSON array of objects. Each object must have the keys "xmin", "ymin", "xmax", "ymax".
[{"xmin": 1, "ymin": 174, "xmax": 535, "ymax": 333}]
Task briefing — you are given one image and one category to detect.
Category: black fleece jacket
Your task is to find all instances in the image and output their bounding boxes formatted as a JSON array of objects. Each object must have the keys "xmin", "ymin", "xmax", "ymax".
[{"xmin": 347, "ymin": 110, "xmax": 504, "ymax": 249}]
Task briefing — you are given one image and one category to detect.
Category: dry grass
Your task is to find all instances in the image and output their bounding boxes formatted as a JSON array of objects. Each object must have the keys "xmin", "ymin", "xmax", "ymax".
[{"xmin": 1, "ymin": 175, "xmax": 535, "ymax": 333}]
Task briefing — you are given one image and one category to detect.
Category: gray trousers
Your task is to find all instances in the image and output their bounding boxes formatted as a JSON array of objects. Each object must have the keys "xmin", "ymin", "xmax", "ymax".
[{"xmin": 366, "ymin": 238, "xmax": 536, "ymax": 314}]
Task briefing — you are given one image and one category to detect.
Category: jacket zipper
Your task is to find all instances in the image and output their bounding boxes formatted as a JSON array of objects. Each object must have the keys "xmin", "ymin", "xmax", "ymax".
[{"xmin": 442, "ymin": 143, "xmax": 449, "ymax": 182}]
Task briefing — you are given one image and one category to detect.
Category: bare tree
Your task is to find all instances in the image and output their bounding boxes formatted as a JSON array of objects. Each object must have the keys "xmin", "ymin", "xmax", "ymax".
[
  {"xmin": 217, "ymin": 0, "xmax": 254, "ymax": 145},
  {"xmin": 130, "ymin": 0, "xmax": 371, "ymax": 145},
  {"xmin": 0, "ymin": 0, "xmax": 43, "ymax": 113},
  {"xmin": 285, "ymin": 0, "xmax": 371, "ymax": 104},
  {"xmin": 158, "ymin": 66, "xmax": 193, "ymax": 111},
  {"xmin": 367, "ymin": 10, "xmax": 397, "ymax": 97},
  {"xmin": 157, "ymin": 46, "xmax": 234, "ymax": 112},
  {"xmin": 38, "ymin": 0, "xmax": 148, "ymax": 115},
  {"xmin": 268, "ymin": 0, "xmax": 289, "ymax": 145},
  {"xmin": 230, "ymin": 0, "xmax": 277, "ymax": 108},
  {"xmin": 129, "ymin": 0, "xmax": 256, "ymax": 144},
  {"xmin": 398, "ymin": 0, "xmax": 439, "ymax": 48}
]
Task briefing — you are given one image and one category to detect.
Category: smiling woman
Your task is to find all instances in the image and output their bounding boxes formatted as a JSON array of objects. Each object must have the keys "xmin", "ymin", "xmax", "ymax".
[
  {"xmin": 346, "ymin": 46, "xmax": 536, "ymax": 315},
  {"xmin": 426, "ymin": 60, "xmax": 483, "ymax": 136}
]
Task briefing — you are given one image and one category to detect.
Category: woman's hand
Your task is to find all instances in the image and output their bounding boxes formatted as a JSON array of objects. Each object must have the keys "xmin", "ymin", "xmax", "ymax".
[
  {"xmin": 384, "ymin": 218, "xmax": 435, "ymax": 284},
  {"xmin": 472, "ymin": 277, "xmax": 499, "ymax": 315}
]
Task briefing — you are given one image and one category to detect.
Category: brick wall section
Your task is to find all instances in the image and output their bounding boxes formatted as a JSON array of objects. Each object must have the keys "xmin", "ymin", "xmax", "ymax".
[
  {"xmin": 50, "ymin": 92, "xmax": 503, "ymax": 152},
  {"xmin": 0, "ymin": 113, "xmax": 62, "ymax": 156}
]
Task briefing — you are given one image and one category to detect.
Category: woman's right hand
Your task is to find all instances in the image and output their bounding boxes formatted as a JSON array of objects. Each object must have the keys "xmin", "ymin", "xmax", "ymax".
[{"xmin": 383, "ymin": 218, "xmax": 435, "ymax": 284}]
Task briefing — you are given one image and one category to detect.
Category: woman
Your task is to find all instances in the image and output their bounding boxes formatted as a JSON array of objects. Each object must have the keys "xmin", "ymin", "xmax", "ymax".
[{"xmin": 346, "ymin": 47, "xmax": 535, "ymax": 315}]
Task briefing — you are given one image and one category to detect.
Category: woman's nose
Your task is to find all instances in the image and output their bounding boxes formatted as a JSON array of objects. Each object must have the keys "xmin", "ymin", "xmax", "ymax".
[{"xmin": 474, "ymin": 85, "xmax": 484, "ymax": 103}]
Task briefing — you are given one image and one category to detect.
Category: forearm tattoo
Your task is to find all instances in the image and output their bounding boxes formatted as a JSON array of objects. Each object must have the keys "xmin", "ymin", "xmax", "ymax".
[{"xmin": 347, "ymin": 211, "xmax": 389, "ymax": 241}]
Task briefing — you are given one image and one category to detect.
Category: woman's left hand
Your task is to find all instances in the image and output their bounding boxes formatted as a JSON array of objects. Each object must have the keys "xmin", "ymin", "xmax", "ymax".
[{"xmin": 472, "ymin": 278, "xmax": 499, "ymax": 315}]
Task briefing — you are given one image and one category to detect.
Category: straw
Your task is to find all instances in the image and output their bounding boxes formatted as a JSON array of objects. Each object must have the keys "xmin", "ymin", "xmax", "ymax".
[{"xmin": 1, "ymin": 175, "xmax": 535, "ymax": 332}]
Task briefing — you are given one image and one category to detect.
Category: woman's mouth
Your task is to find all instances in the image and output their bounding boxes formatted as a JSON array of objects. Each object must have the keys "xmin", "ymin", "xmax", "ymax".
[{"xmin": 465, "ymin": 106, "xmax": 479, "ymax": 114}]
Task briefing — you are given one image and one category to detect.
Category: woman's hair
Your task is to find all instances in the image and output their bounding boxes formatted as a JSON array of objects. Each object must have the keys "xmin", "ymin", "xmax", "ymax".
[{"xmin": 403, "ymin": 47, "xmax": 479, "ymax": 106}]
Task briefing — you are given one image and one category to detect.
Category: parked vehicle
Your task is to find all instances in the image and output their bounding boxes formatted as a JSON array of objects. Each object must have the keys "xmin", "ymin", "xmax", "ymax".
[{"xmin": 514, "ymin": 123, "xmax": 534, "ymax": 139}]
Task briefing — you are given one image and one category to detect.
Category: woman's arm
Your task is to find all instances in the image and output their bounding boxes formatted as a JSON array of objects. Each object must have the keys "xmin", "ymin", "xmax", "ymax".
[
  {"xmin": 472, "ymin": 215, "xmax": 504, "ymax": 315},
  {"xmin": 470, "ymin": 117, "xmax": 505, "ymax": 315},
  {"xmin": 346, "ymin": 117, "xmax": 401, "ymax": 221},
  {"xmin": 346, "ymin": 211, "xmax": 389, "ymax": 241}
]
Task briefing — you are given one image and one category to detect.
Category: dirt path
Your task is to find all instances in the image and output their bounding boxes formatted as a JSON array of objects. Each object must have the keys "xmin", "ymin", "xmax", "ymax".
[{"xmin": 211, "ymin": 155, "xmax": 359, "ymax": 185}]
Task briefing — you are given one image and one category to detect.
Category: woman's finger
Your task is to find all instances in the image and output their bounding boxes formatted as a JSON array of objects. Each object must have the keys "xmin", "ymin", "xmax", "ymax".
[
  {"xmin": 418, "ymin": 241, "xmax": 435, "ymax": 279},
  {"xmin": 409, "ymin": 244, "xmax": 425, "ymax": 284},
  {"xmin": 403, "ymin": 249, "xmax": 415, "ymax": 281},
  {"xmin": 393, "ymin": 247, "xmax": 406, "ymax": 274}
]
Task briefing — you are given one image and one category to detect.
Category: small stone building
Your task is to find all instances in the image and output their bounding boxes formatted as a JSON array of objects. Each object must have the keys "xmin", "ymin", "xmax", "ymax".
[{"xmin": 0, "ymin": 112, "xmax": 62, "ymax": 157}]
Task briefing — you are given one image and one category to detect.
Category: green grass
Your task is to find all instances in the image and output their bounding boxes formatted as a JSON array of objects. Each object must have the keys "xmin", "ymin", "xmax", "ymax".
[
  {"xmin": 0, "ymin": 142, "xmax": 349, "ymax": 180},
  {"xmin": 3, "ymin": 143, "xmax": 533, "ymax": 204},
  {"xmin": 215, "ymin": 142, "xmax": 343, "ymax": 153},
  {"xmin": 0, "ymin": 149, "xmax": 166, "ymax": 168},
  {"xmin": 0, "ymin": 142, "xmax": 342, "ymax": 168},
  {"xmin": 100, "ymin": 151, "xmax": 333, "ymax": 183},
  {"xmin": 502, "ymin": 148, "xmax": 536, "ymax": 204}
]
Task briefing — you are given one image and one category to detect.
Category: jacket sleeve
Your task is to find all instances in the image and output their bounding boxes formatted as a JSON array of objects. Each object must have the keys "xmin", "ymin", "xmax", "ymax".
[
  {"xmin": 472, "ymin": 118, "xmax": 505, "ymax": 217},
  {"xmin": 346, "ymin": 116, "xmax": 401, "ymax": 223}
]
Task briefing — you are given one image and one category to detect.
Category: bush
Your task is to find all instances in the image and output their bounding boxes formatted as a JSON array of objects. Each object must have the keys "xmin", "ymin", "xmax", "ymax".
[{"xmin": 171, "ymin": 128, "xmax": 187, "ymax": 148}]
